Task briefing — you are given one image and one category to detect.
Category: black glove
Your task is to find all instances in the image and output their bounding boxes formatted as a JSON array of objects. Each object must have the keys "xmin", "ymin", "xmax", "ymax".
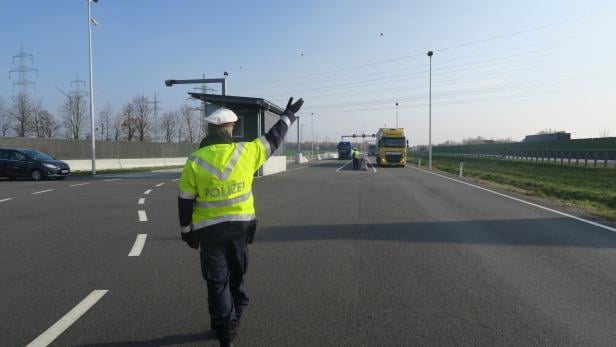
[
  {"xmin": 284, "ymin": 97, "xmax": 304, "ymax": 115},
  {"xmin": 247, "ymin": 219, "xmax": 258, "ymax": 244},
  {"xmin": 181, "ymin": 230, "xmax": 199, "ymax": 250}
]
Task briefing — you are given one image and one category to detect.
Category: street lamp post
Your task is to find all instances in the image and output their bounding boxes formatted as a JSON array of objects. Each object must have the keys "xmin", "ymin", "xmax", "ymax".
[
  {"xmin": 296, "ymin": 116, "xmax": 300, "ymax": 156},
  {"xmin": 311, "ymin": 112, "xmax": 315, "ymax": 157},
  {"xmin": 88, "ymin": 0, "xmax": 98, "ymax": 175},
  {"xmin": 395, "ymin": 102, "xmax": 399, "ymax": 128},
  {"xmin": 427, "ymin": 50, "xmax": 433, "ymax": 170}
]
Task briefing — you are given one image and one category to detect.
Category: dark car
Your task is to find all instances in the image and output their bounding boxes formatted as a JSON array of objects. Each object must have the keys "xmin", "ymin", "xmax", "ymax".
[{"xmin": 0, "ymin": 148, "xmax": 71, "ymax": 181}]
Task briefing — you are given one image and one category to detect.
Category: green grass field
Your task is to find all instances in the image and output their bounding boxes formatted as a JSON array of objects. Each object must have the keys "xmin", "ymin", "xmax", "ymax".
[{"xmin": 408, "ymin": 154, "xmax": 616, "ymax": 220}]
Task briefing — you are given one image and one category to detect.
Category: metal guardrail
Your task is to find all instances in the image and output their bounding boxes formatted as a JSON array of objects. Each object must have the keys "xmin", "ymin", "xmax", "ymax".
[{"xmin": 412, "ymin": 150, "xmax": 616, "ymax": 168}]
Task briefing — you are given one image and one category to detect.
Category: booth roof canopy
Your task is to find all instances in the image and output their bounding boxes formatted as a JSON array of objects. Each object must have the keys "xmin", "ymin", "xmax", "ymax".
[{"xmin": 188, "ymin": 93, "xmax": 284, "ymax": 115}]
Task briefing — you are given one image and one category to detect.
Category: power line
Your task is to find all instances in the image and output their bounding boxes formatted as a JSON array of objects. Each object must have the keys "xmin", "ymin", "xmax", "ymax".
[
  {"xmin": 233, "ymin": 15, "xmax": 588, "ymax": 89},
  {"xmin": 234, "ymin": 37, "xmax": 580, "ymax": 93},
  {"xmin": 302, "ymin": 69, "xmax": 616, "ymax": 111},
  {"xmin": 249, "ymin": 46, "xmax": 577, "ymax": 98}
]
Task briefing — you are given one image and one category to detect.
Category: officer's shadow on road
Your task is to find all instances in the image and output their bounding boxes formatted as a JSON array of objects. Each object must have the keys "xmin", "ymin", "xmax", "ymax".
[
  {"xmin": 255, "ymin": 218, "xmax": 616, "ymax": 249},
  {"xmin": 76, "ymin": 330, "xmax": 217, "ymax": 347}
]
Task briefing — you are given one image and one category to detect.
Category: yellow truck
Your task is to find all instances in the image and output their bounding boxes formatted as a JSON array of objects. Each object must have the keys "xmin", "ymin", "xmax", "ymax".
[{"xmin": 376, "ymin": 128, "xmax": 407, "ymax": 167}]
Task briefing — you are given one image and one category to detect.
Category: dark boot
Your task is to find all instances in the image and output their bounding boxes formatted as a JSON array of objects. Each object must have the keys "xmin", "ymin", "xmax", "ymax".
[{"xmin": 216, "ymin": 329, "xmax": 236, "ymax": 347}]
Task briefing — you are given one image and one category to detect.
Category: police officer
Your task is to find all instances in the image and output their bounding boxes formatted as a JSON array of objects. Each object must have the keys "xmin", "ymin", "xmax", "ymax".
[
  {"xmin": 352, "ymin": 147, "xmax": 360, "ymax": 170},
  {"xmin": 178, "ymin": 97, "xmax": 303, "ymax": 347}
]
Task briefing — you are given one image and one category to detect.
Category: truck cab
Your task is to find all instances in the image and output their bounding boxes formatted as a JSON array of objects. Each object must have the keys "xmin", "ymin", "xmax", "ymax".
[
  {"xmin": 337, "ymin": 141, "xmax": 352, "ymax": 160},
  {"xmin": 368, "ymin": 144, "xmax": 377, "ymax": 156},
  {"xmin": 376, "ymin": 128, "xmax": 407, "ymax": 167}
]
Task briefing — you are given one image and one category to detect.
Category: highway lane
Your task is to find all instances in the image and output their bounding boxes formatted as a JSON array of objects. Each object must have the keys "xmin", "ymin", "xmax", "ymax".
[
  {"xmin": 0, "ymin": 173, "xmax": 179, "ymax": 345},
  {"xmin": 2, "ymin": 160, "xmax": 616, "ymax": 345}
]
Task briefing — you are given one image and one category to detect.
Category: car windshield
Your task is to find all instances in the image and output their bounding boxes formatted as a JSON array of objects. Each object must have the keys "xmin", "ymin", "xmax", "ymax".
[
  {"xmin": 23, "ymin": 150, "xmax": 55, "ymax": 161},
  {"xmin": 380, "ymin": 138, "xmax": 406, "ymax": 148}
]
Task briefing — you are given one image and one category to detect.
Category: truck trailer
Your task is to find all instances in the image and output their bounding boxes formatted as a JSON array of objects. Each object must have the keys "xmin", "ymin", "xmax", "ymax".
[{"xmin": 375, "ymin": 128, "xmax": 407, "ymax": 167}]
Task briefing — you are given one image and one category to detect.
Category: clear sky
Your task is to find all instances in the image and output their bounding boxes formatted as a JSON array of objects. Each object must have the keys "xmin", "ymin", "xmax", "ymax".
[{"xmin": 1, "ymin": 0, "xmax": 615, "ymax": 145}]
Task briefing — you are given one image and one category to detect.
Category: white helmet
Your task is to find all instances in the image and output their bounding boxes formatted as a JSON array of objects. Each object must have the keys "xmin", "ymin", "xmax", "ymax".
[{"xmin": 205, "ymin": 107, "xmax": 238, "ymax": 125}]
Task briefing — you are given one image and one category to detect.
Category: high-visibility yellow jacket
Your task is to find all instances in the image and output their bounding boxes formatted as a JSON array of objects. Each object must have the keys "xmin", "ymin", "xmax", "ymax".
[
  {"xmin": 352, "ymin": 150, "xmax": 361, "ymax": 159},
  {"xmin": 178, "ymin": 136, "xmax": 271, "ymax": 231}
]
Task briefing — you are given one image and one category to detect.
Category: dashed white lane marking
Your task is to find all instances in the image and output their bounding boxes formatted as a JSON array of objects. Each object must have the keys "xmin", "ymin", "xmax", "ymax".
[
  {"xmin": 69, "ymin": 183, "xmax": 90, "ymax": 187},
  {"xmin": 138, "ymin": 198, "xmax": 145, "ymax": 205},
  {"xmin": 26, "ymin": 289, "xmax": 108, "ymax": 347},
  {"xmin": 365, "ymin": 156, "xmax": 378, "ymax": 173},
  {"xmin": 171, "ymin": 178, "xmax": 180, "ymax": 182},
  {"xmin": 155, "ymin": 182, "xmax": 165, "ymax": 187},
  {"xmin": 287, "ymin": 166, "xmax": 308, "ymax": 172},
  {"xmin": 104, "ymin": 178, "xmax": 121, "ymax": 182},
  {"xmin": 408, "ymin": 166, "xmax": 616, "ymax": 233},
  {"xmin": 138, "ymin": 210, "xmax": 148, "ymax": 222},
  {"xmin": 32, "ymin": 189, "xmax": 54, "ymax": 195},
  {"xmin": 0, "ymin": 198, "xmax": 13, "ymax": 203},
  {"xmin": 128, "ymin": 234, "xmax": 147, "ymax": 257},
  {"xmin": 335, "ymin": 160, "xmax": 353, "ymax": 172},
  {"xmin": 143, "ymin": 189, "xmax": 152, "ymax": 195}
]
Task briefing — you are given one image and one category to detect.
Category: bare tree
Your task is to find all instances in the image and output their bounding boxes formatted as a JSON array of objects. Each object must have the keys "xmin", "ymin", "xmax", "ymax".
[
  {"xmin": 59, "ymin": 90, "xmax": 87, "ymax": 139},
  {"xmin": 121, "ymin": 102, "xmax": 136, "ymax": 141},
  {"xmin": 99, "ymin": 104, "xmax": 113, "ymax": 140},
  {"xmin": 31, "ymin": 101, "xmax": 57, "ymax": 138},
  {"xmin": 110, "ymin": 112, "xmax": 123, "ymax": 141},
  {"xmin": 536, "ymin": 129, "xmax": 565, "ymax": 135},
  {"xmin": 132, "ymin": 95, "xmax": 151, "ymax": 142},
  {"xmin": 0, "ymin": 97, "xmax": 11, "ymax": 136},
  {"xmin": 9, "ymin": 93, "xmax": 33, "ymax": 137},
  {"xmin": 160, "ymin": 111, "xmax": 178, "ymax": 143},
  {"xmin": 39, "ymin": 110, "xmax": 58, "ymax": 138},
  {"xmin": 176, "ymin": 112, "xmax": 184, "ymax": 143},
  {"xmin": 179, "ymin": 105, "xmax": 198, "ymax": 143}
]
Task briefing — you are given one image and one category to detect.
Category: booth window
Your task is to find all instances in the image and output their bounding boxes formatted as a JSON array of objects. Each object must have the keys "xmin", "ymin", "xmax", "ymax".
[{"xmin": 232, "ymin": 116, "xmax": 244, "ymax": 138}]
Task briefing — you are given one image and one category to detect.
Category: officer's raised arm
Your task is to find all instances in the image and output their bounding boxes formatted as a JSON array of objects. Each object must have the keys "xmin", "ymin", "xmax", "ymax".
[{"xmin": 260, "ymin": 97, "xmax": 304, "ymax": 159}]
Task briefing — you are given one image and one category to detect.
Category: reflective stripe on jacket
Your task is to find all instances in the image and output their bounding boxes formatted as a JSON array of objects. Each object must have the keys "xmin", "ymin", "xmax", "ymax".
[{"xmin": 178, "ymin": 136, "xmax": 271, "ymax": 229}]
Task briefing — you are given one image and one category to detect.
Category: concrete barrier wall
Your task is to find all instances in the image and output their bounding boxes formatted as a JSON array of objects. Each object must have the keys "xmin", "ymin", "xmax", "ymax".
[
  {"xmin": 261, "ymin": 156, "xmax": 287, "ymax": 176},
  {"xmin": 1, "ymin": 137, "xmax": 289, "ymax": 175},
  {"xmin": 64, "ymin": 158, "xmax": 188, "ymax": 171},
  {"xmin": 0, "ymin": 137, "xmax": 196, "ymax": 160}
]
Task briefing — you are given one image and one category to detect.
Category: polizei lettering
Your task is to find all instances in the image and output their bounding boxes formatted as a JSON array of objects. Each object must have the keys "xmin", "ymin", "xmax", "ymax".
[{"xmin": 204, "ymin": 181, "xmax": 245, "ymax": 198}]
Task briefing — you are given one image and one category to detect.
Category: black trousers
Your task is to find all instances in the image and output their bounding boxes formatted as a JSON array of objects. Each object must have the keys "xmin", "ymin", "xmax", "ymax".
[
  {"xmin": 353, "ymin": 158, "xmax": 359, "ymax": 170},
  {"xmin": 199, "ymin": 236, "xmax": 249, "ymax": 336}
]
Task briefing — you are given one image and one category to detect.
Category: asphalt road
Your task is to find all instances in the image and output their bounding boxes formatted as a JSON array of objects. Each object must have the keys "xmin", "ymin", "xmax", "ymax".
[{"xmin": 2, "ymin": 159, "xmax": 616, "ymax": 346}]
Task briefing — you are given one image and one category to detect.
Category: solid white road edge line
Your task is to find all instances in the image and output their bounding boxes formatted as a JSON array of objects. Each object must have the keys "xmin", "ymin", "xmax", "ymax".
[
  {"xmin": 365, "ymin": 156, "xmax": 378, "ymax": 173},
  {"xmin": 26, "ymin": 289, "xmax": 109, "ymax": 347},
  {"xmin": 69, "ymin": 183, "xmax": 90, "ymax": 187},
  {"xmin": 171, "ymin": 178, "xmax": 180, "ymax": 182},
  {"xmin": 0, "ymin": 198, "xmax": 13, "ymax": 203},
  {"xmin": 143, "ymin": 189, "xmax": 152, "ymax": 195},
  {"xmin": 138, "ymin": 210, "xmax": 148, "ymax": 222},
  {"xmin": 138, "ymin": 198, "xmax": 145, "ymax": 205},
  {"xmin": 104, "ymin": 178, "xmax": 121, "ymax": 182},
  {"xmin": 32, "ymin": 189, "xmax": 54, "ymax": 195},
  {"xmin": 155, "ymin": 182, "xmax": 165, "ymax": 187},
  {"xmin": 128, "ymin": 234, "xmax": 147, "ymax": 257},
  {"xmin": 336, "ymin": 160, "xmax": 353, "ymax": 172},
  {"xmin": 408, "ymin": 166, "xmax": 616, "ymax": 233}
]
